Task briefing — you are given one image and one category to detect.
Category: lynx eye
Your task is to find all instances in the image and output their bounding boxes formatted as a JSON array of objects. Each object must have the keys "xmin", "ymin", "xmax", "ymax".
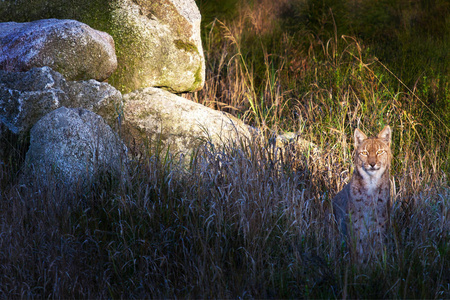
[
  {"xmin": 376, "ymin": 149, "xmax": 385, "ymax": 155},
  {"xmin": 360, "ymin": 150, "xmax": 368, "ymax": 156}
]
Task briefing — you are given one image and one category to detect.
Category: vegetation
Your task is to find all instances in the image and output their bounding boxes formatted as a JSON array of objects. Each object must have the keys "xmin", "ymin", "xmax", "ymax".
[{"xmin": 1, "ymin": 0, "xmax": 449, "ymax": 298}]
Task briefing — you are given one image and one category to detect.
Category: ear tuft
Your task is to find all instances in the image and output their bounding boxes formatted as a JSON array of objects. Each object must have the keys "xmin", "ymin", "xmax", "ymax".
[
  {"xmin": 354, "ymin": 128, "xmax": 367, "ymax": 148},
  {"xmin": 377, "ymin": 125, "xmax": 391, "ymax": 146}
]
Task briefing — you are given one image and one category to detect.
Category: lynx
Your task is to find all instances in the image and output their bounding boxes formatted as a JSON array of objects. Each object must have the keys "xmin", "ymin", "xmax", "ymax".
[{"xmin": 332, "ymin": 125, "xmax": 392, "ymax": 263}]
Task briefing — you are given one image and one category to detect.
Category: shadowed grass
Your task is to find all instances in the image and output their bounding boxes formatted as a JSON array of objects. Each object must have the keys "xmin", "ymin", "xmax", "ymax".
[{"xmin": 0, "ymin": 122, "xmax": 449, "ymax": 298}]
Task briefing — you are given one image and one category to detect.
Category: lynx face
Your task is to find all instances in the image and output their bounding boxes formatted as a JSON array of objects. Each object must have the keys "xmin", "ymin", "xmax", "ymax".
[{"xmin": 354, "ymin": 126, "xmax": 392, "ymax": 188}]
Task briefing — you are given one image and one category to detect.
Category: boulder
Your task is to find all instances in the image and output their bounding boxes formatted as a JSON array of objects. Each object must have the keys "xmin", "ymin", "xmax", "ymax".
[
  {"xmin": 65, "ymin": 79, "xmax": 123, "ymax": 131},
  {"xmin": 0, "ymin": 67, "xmax": 66, "ymax": 134},
  {"xmin": 0, "ymin": 67, "xmax": 122, "ymax": 136},
  {"xmin": 122, "ymin": 87, "xmax": 255, "ymax": 156},
  {"xmin": 0, "ymin": 0, "xmax": 205, "ymax": 93},
  {"xmin": 110, "ymin": 0, "xmax": 205, "ymax": 93},
  {"xmin": 0, "ymin": 19, "xmax": 117, "ymax": 81},
  {"xmin": 122, "ymin": 87, "xmax": 320, "ymax": 161},
  {"xmin": 25, "ymin": 107, "xmax": 128, "ymax": 187}
]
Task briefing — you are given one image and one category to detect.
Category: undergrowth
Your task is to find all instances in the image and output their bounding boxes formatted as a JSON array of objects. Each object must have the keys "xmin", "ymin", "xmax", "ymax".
[
  {"xmin": 1, "ymin": 129, "xmax": 448, "ymax": 298},
  {"xmin": 1, "ymin": 0, "xmax": 449, "ymax": 298}
]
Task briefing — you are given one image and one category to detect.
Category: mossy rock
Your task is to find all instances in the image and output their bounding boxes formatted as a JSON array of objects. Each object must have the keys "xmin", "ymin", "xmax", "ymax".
[{"xmin": 0, "ymin": 0, "xmax": 205, "ymax": 93}]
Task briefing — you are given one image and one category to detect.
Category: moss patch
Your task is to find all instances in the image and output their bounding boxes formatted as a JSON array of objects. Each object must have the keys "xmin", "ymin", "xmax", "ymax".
[
  {"xmin": 174, "ymin": 39, "xmax": 198, "ymax": 53},
  {"xmin": 189, "ymin": 64, "xmax": 204, "ymax": 92}
]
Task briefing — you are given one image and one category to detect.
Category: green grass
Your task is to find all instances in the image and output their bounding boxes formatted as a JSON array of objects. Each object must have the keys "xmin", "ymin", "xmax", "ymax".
[{"xmin": 1, "ymin": 0, "xmax": 450, "ymax": 298}]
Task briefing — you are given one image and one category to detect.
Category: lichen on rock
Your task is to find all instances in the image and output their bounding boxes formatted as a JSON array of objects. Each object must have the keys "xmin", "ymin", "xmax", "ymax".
[
  {"xmin": 25, "ymin": 107, "xmax": 128, "ymax": 187},
  {"xmin": 0, "ymin": 19, "xmax": 117, "ymax": 81},
  {"xmin": 0, "ymin": 67, "xmax": 123, "ymax": 136}
]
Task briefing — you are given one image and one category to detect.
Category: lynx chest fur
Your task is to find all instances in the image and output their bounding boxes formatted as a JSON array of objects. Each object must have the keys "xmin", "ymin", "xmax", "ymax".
[{"xmin": 332, "ymin": 125, "xmax": 392, "ymax": 262}]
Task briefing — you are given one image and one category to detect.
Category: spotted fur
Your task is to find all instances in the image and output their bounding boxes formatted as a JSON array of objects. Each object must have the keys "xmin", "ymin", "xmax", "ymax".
[{"xmin": 332, "ymin": 125, "xmax": 392, "ymax": 263}]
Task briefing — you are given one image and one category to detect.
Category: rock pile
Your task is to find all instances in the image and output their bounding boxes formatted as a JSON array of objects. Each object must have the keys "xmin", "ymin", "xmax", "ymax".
[
  {"xmin": 0, "ymin": 0, "xmax": 316, "ymax": 189},
  {"xmin": 0, "ymin": 0, "xmax": 260, "ymax": 189},
  {"xmin": 0, "ymin": 0, "xmax": 205, "ymax": 93}
]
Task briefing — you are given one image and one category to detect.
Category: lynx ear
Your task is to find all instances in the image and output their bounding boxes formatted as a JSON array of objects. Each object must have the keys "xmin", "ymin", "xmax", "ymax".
[
  {"xmin": 354, "ymin": 128, "xmax": 367, "ymax": 148},
  {"xmin": 377, "ymin": 125, "xmax": 391, "ymax": 146}
]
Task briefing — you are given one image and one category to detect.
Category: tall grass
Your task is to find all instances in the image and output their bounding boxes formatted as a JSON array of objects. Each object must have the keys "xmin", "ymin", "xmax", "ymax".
[
  {"xmin": 1, "ymin": 0, "xmax": 449, "ymax": 298},
  {"xmin": 1, "ymin": 127, "xmax": 448, "ymax": 297}
]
